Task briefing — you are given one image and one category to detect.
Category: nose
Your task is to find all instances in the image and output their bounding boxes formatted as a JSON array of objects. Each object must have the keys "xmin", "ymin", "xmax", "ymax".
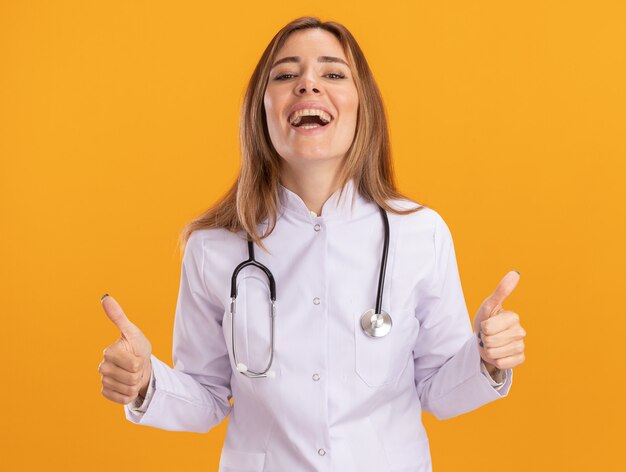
[
  {"xmin": 298, "ymin": 83, "xmax": 320, "ymax": 94},
  {"xmin": 295, "ymin": 71, "xmax": 321, "ymax": 95}
]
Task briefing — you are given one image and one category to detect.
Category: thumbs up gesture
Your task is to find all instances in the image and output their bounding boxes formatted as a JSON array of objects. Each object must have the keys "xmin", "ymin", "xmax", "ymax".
[
  {"xmin": 98, "ymin": 294, "xmax": 152, "ymax": 405},
  {"xmin": 473, "ymin": 271, "xmax": 526, "ymax": 375}
]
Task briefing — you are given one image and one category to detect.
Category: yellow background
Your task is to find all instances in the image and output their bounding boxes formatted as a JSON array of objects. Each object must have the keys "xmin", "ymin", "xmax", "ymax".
[{"xmin": 1, "ymin": 1, "xmax": 624, "ymax": 470}]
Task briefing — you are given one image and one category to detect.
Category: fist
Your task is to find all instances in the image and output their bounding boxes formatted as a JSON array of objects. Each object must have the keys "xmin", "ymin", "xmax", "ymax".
[
  {"xmin": 98, "ymin": 294, "xmax": 153, "ymax": 405},
  {"xmin": 473, "ymin": 271, "xmax": 526, "ymax": 374}
]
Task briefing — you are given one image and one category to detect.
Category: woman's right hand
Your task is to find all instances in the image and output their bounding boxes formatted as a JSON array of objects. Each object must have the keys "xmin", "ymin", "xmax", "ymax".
[{"xmin": 98, "ymin": 294, "xmax": 153, "ymax": 405}]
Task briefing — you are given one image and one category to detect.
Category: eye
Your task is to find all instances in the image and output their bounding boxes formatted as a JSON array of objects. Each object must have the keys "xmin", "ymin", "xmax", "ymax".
[
  {"xmin": 325, "ymin": 72, "xmax": 346, "ymax": 79},
  {"xmin": 273, "ymin": 73, "xmax": 296, "ymax": 81}
]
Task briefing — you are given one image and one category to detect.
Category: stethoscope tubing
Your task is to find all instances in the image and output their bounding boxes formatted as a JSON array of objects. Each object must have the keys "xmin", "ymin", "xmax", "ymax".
[
  {"xmin": 229, "ymin": 205, "xmax": 390, "ymax": 378},
  {"xmin": 375, "ymin": 205, "xmax": 390, "ymax": 316},
  {"xmin": 230, "ymin": 241, "xmax": 277, "ymax": 377}
]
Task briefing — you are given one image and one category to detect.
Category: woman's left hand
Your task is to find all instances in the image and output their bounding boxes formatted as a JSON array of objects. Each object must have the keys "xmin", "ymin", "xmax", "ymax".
[{"xmin": 473, "ymin": 271, "xmax": 526, "ymax": 375}]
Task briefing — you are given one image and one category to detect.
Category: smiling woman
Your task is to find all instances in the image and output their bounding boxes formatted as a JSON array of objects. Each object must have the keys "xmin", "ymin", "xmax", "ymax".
[
  {"xmin": 179, "ymin": 16, "xmax": 423, "ymax": 252},
  {"xmin": 98, "ymin": 15, "xmax": 526, "ymax": 472}
]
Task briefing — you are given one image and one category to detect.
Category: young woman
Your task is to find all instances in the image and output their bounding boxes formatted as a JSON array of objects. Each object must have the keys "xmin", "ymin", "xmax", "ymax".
[{"xmin": 98, "ymin": 16, "xmax": 526, "ymax": 472}]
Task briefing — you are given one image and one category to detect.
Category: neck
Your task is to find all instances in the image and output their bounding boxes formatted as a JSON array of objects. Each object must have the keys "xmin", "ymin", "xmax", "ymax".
[{"xmin": 279, "ymin": 160, "xmax": 342, "ymax": 216}]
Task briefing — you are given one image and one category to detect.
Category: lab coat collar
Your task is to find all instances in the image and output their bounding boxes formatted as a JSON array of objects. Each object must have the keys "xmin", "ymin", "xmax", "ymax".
[{"xmin": 278, "ymin": 178, "xmax": 370, "ymax": 222}]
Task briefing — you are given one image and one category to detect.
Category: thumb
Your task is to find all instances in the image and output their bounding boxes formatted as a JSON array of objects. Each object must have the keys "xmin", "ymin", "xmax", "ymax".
[
  {"xmin": 482, "ymin": 270, "xmax": 521, "ymax": 317},
  {"xmin": 100, "ymin": 294, "xmax": 141, "ymax": 339}
]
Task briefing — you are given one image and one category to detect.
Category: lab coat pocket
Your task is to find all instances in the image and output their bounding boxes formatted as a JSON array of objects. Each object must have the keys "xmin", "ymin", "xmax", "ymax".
[
  {"xmin": 219, "ymin": 448, "xmax": 266, "ymax": 472},
  {"xmin": 354, "ymin": 308, "xmax": 419, "ymax": 388}
]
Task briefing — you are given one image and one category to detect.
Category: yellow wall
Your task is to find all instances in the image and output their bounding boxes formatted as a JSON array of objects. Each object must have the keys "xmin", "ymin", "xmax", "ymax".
[{"xmin": 1, "ymin": 1, "xmax": 624, "ymax": 470}]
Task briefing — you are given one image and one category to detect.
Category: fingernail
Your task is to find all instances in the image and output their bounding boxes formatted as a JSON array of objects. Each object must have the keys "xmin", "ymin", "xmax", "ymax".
[
  {"xmin": 100, "ymin": 293, "xmax": 109, "ymax": 302},
  {"xmin": 477, "ymin": 331, "xmax": 482, "ymax": 340},
  {"xmin": 479, "ymin": 341, "xmax": 484, "ymax": 348},
  {"xmin": 513, "ymin": 270, "xmax": 520, "ymax": 275}
]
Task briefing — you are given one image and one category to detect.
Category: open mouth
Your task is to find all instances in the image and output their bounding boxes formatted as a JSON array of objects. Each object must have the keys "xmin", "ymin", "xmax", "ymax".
[{"xmin": 288, "ymin": 109, "xmax": 333, "ymax": 130}]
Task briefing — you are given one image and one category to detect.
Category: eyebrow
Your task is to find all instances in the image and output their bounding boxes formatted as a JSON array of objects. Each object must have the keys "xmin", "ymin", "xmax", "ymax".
[{"xmin": 270, "ymin": 56, "xmax": 350, "ymax": 69}]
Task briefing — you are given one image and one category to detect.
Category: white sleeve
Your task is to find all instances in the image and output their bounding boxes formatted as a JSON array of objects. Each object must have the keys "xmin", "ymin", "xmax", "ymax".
[
  {"xmin": 413, "ymin": 213, "xmax": 513, "ymax": 420},
  {"xmin": 480, "ymin": 361, "xmax": 507, "ymax": 390},
  {"xmin": 124, "ymin": 231, "xmax": 233, "ymax": 432}
]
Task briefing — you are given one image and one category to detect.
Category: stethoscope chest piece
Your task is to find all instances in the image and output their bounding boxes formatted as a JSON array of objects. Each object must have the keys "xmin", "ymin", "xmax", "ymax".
[{"xmin": 360, "ymin": 308, "xmax": 392, "ymax": 338}]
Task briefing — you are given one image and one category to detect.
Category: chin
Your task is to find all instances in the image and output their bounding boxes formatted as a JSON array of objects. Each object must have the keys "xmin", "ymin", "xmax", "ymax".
[{"xmin": 285, "ymin": 151, "xmax": 344, "ymax": 164}]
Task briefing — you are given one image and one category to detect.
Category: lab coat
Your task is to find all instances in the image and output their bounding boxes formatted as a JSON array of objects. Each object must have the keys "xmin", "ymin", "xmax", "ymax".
[{"xmin": 124, "ymin": 178, "xmax": 512, "ymax": 471}]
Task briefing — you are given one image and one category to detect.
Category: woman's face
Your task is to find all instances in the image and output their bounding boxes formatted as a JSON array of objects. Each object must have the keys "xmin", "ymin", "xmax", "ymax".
[{"xmin": 263, "ymin": 28, "xmax": 359, "ymax": 167}]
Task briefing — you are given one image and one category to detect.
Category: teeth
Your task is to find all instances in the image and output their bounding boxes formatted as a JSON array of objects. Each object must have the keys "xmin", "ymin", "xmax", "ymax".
[{"xmin": 288, "ymin": 108, "xmax": 332, "ymax": 126}]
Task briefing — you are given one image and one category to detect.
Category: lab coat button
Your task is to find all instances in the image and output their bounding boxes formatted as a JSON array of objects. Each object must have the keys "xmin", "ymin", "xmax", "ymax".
[
  {"xmin": 312, "ymin": 373, "xmax": 320, "ymax": 381},
  {"xmin": 314, "ymin": 223, "xmax": 321, "ymax": 232},
  {"xmin": 313, "ymin": 297, "xmax": 321, "ymax": 305},
  {"xmin": 318, "ymin": 448, "xmax": 326, "ymax": 456}
]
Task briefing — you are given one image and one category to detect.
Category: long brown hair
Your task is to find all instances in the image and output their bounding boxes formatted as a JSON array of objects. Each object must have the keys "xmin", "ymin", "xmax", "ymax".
[{"xmin": 179, "ymin": 16, "xmax": 424, "ymax": 254}]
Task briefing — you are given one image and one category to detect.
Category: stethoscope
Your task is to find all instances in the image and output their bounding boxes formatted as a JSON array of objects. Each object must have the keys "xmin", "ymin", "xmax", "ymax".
[{"xmin": 229, "ymin": 205, "xmax": 392, "ymax": 378}]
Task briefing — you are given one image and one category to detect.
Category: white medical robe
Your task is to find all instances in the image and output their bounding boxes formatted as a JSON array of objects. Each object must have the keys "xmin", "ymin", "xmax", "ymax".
[{"xmin": 124, "ymin": 179, "xmax": 513, "ymax": 471}]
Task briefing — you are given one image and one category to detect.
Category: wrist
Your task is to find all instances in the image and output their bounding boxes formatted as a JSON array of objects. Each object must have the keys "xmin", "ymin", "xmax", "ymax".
[
  {"xmin": 483, "ymin": 360, "xmax": 497, "ymax": 376},
  {"xmin": 138, "ymin": 357, "xmax": 152, "ymax": 398}
]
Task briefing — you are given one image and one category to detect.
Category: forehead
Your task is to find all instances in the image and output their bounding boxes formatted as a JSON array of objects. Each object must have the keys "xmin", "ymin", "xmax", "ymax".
[{"xmin": 276, "ymin": 28, "xmax": 347, "ymax": 60}]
